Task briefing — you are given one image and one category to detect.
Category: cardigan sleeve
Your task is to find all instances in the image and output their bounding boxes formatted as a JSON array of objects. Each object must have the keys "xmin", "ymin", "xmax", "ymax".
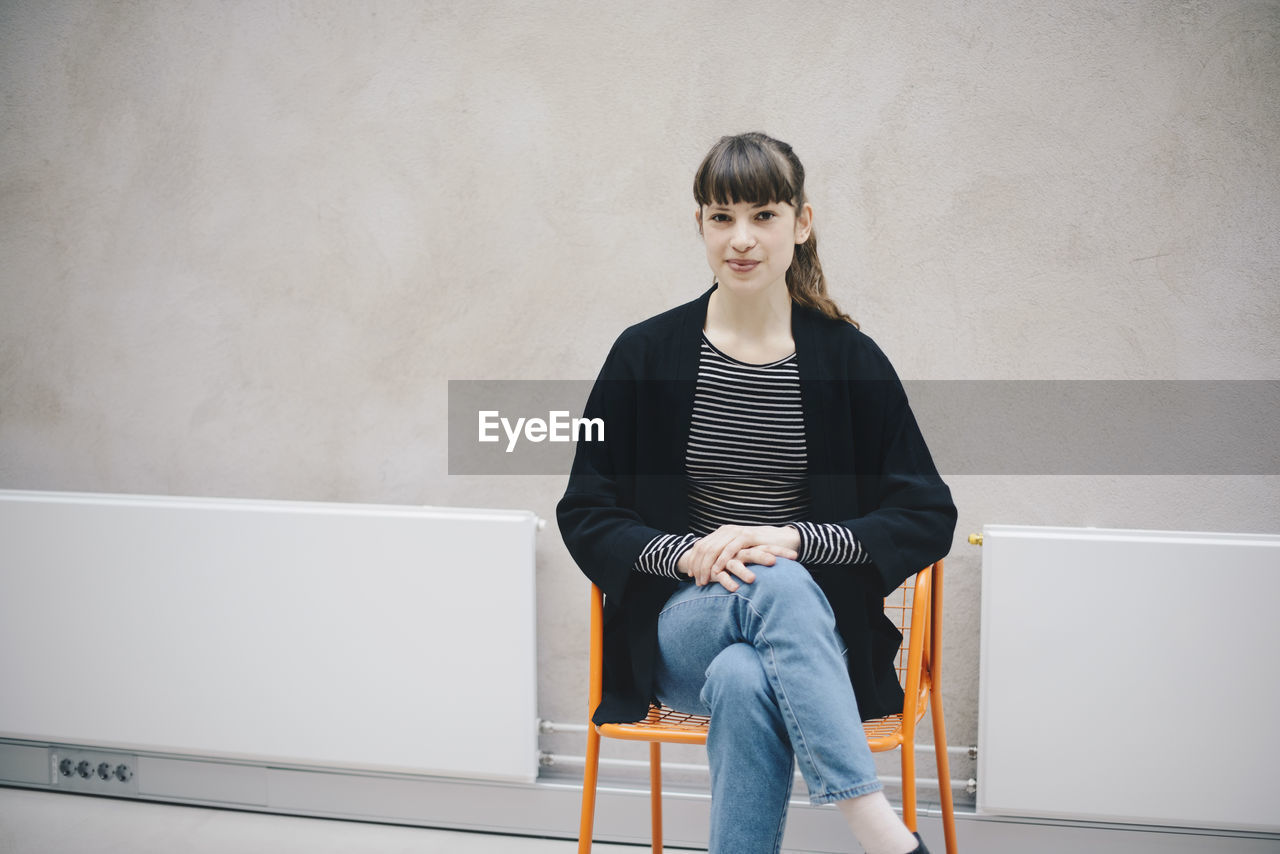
[
  {"xmin": 557, "ymin": 335, "xmax": 672, "ymax": 602},
  {"xmin": 837, "ymin": 343, "xmax": 957, "ymax": 596}
]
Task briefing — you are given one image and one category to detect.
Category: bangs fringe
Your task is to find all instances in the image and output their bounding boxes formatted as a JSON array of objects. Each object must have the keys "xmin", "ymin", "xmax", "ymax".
[{"xmin": 693, "ymin": 134, "xmax": 801, "ymax": 208}]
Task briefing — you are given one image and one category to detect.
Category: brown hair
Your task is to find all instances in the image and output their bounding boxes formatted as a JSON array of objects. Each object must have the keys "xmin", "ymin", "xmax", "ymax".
[{"xmin": 693, "ymin": 132, "xmax": 857, "ymax": 327}]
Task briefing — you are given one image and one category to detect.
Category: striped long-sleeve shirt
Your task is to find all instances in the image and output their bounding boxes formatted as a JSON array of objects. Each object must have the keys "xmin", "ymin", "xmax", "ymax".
[{"xmin": 634, "ymin": 336, "xmax": 870, "ymax": 579}]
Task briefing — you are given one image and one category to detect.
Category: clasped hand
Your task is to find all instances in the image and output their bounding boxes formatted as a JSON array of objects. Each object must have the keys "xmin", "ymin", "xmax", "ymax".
[{"xmin": 675, "ymin": 524, "xmax": 802, "ymax": 591}]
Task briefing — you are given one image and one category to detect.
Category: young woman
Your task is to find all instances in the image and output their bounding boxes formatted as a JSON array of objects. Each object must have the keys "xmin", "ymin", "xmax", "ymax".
[{"xmin": 558, "ymin": 132, "xmax": 955, "ymax": 854}]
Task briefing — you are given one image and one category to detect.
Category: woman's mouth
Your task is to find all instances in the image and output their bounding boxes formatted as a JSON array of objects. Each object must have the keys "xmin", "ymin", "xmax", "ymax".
[{"xmin": 726, "ymin": 259, "xmax": 759, "ymax": 273}]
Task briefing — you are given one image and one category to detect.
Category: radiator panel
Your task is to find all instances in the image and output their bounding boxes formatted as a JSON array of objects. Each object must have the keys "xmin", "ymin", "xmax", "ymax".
[
  {"xmin": 977, "ymin": 524, "xmax": 1280, "ymax": 831},
  {"xmin": 0, "ymin": 490, "xmax": 539, "ymax": 783}
]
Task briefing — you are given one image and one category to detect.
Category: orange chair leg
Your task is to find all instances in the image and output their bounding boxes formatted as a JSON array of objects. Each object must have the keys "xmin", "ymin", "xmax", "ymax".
[
  {"xmin": 649, "ymin": 742, "xmax": 663, "ymax": 854},
  {"xmin": 931, "ymin": 701, "xmax": 959, "ymax": 854},
  {"xmin": 900, "ymin": 736, "xmax": 918, "ymax": 832},
  {"xmin": 578, "ymin": 726, "xmax": 601, "ymax": 854}
]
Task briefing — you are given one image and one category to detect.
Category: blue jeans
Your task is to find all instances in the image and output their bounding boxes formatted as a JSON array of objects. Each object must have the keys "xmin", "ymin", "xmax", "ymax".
[{"xmin": 653, "ymin": 557, "xmax": 881, "ymax": 854}]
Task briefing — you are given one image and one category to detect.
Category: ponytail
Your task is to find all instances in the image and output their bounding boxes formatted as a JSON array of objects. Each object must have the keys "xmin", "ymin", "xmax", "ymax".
[{"xmin": 787, "ymin": 230, "xmax": 857, "ymax": 328}]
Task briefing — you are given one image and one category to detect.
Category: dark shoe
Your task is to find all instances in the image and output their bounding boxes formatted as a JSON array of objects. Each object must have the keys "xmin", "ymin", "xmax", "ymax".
[{"xmin": 910, "ymin": 831, "xmax": 931, "ymax": 853}]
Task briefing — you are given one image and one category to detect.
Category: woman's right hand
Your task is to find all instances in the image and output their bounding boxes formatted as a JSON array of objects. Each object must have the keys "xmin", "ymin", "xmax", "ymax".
[{"xmin": 676, "ymin": 524, "xmax": 801, "ymax": 591}]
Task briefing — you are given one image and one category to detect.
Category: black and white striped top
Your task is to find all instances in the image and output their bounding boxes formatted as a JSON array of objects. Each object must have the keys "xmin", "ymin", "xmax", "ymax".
[{"xmin": 635, "ymin": 336, "xmax": 870, "ymax": 579}]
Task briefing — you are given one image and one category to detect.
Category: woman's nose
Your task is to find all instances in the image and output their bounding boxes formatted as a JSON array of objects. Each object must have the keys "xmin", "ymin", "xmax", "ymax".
[{"xmin": 730, "ymin": 225, "xmax": 756, "ymax": 251}]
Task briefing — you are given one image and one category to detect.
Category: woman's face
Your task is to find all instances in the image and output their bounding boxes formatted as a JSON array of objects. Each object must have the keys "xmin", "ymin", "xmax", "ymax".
[{"xmin": 697, "ymin": 199, "xmax": 812, "ymax": 298}]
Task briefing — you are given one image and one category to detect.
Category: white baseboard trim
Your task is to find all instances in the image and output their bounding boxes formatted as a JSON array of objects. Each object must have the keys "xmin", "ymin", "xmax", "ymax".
[{"xmin": 3, "ymin": 738, "xmax": 1276, "ymax": 853}]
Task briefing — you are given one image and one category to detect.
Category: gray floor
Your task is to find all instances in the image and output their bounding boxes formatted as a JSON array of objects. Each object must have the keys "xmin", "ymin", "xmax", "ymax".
[
  {"xmin": 7, "ymin": 785, "xmax": 1280, "ymax": 854},
  {"xmin": 0, "ymin": 787, "xmax": 649, "ymax": 854}
]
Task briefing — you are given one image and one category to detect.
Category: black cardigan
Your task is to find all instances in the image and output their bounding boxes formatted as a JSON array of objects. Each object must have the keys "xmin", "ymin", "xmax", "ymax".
[{"xmin": 558, "ymin": 286, "xmax": 957, "ymax": 725}]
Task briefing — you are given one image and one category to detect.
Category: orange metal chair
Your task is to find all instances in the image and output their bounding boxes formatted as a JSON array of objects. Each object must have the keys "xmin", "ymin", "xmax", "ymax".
[{"xmin": 576, "ymin": 561, "xmax": 957, "ymax": 854}]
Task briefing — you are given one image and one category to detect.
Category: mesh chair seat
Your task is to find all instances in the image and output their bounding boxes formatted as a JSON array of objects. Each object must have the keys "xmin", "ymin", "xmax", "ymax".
[
  {"xmin": 599, "ymin": 705, "xmax": 917, "ymax": 750},
  {"xmin": 597, "ymin": 706, "xmax": 711, "ymax": 745},
  {"xmin": 863, "ymin": 712, "xmax": 907, "ymax": 747}
]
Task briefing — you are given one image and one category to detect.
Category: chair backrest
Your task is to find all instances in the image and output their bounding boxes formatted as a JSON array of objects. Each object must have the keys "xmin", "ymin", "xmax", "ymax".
[{"xmin": 891, "ymin": 562, "xmax": 941, "ymax": 726}]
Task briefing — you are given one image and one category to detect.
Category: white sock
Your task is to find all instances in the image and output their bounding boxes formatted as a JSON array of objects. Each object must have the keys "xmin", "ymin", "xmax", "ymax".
[{"xmin": 835, "ymin": 791, "xmax": 918, "ymax": 854}]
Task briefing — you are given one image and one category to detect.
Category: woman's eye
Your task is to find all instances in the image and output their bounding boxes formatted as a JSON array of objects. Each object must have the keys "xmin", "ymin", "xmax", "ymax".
[
  {"xmin": 710, "ymin": 214, "xmax": 731, "ymax": 223},
  {"xmin": 756, "ymin": 211, "xmax": 776, "ymax": 221}
]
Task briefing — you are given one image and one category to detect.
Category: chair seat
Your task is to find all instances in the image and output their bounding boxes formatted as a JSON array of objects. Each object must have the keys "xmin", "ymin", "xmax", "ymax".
[
  {"xmin": 597, "ymin": 704, "xmax": 916, "ymax": 752},
  {"xmin": 863, "ymin": 712, "xmax": 906, "ymax": 749},
  {"xmin": 596, "ymin": 705, "xmax": 711, "ymax": 745}
]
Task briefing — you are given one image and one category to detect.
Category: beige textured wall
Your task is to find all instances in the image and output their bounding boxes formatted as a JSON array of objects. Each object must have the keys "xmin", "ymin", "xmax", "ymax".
[{"xmin": 3, "ymin": 1, "xmax": 1278, "ymax": 798}]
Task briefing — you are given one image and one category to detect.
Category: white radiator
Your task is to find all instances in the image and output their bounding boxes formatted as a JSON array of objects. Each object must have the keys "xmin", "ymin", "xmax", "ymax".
[
  {"xmin": 977, "ymin": 524, "xmax": 1280, "ymax": 832},
  {"xmin": 0, "ymin": 490, "xmax": 540, "ymax": 783}
]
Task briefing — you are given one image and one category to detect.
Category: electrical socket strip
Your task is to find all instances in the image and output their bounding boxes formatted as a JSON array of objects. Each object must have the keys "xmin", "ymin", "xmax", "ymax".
[{"xmin": 49, "ymin": 747, "xmax": 139, "ymax": 795}]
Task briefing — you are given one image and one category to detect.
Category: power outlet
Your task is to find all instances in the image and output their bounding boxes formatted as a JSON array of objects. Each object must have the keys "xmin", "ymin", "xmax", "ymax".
[{"xmin": 49, "ymin": 748, "xmax": 139, "ymax": 795}]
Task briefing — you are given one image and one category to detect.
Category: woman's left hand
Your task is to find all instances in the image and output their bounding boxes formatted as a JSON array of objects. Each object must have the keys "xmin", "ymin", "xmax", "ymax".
[{"xmin": 680, "ymin": 524, "xmax": 801, "ymax": 588}]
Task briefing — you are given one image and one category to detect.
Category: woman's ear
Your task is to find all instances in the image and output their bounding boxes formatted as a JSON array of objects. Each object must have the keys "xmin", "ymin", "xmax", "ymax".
[
  {"xmin": 794, "ymin": 202, "xmax": 813, "ymax": 244},
  {"xmin": 695, "ymin": 208, "xmax": 703, "ymax": 236}
]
